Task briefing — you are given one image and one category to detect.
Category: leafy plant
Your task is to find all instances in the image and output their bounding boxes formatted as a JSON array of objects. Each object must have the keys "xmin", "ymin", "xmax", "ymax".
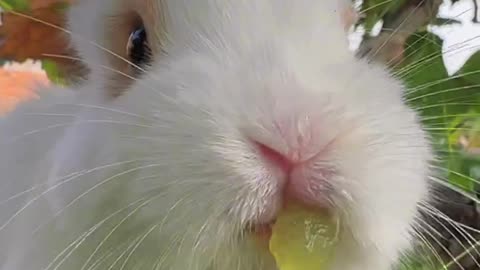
[
  {"xmin": 0, "ymin": 0, "xmax": 66, "ymax": 85},
  {"xmin": 0, "ymin": 0, "xmax": 29, "ymax": 12},
  {"xmin": 359, "ymin": 0, "xmax": 480, "ymax": 191},
  {"xmin": 41, "ymin": 59, "xmax": 66, "ymax": 85},
  {"xmin": 358, "ymin": 0, "xmax": 480, "ymax": 269}
]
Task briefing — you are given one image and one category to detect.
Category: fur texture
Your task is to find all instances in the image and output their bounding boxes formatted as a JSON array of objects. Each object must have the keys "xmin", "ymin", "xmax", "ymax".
[{"xmin": 0, "ymin": 1, "xmax": 433, "ymax": 269}]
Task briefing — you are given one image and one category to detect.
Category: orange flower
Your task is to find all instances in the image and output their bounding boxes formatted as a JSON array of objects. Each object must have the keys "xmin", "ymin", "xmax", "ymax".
[{"xmin": 0, "ymin": 68, "xmax": 50, "ymax": 115}]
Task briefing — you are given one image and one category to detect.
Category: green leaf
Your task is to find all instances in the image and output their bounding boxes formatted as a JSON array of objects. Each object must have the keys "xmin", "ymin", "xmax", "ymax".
[
  {"xmin": 395, "ymin": 251, "xmax": 441, "ymax": 270},
  {"xmin": 447, "ymin": 151, "xmax": 476, "ymax": 192},
  {"xmin": 0, "ymin": 0, "xmax": 13, "ymax": 10},
  {"xmin": 0, "ymin": 0, "xmax": 29, "ymax": 11},
  {"xmin": 41, "ymin": 60, "xmax": 66, "ymax": 86},
  {"xmin": 401, "ymin": 32, "xmax": 454, "ymax": 122},
  {"xmin": 399, "ymin": 31, "xmax": 480, "ymax": 194},
  {"xmin": 51, "ymin": 1, "xmax": 70, "ymax": 12},
  {"xmin": 454, "ymin": 51, "xmax": 480, "ymax": 86},
  {"xmin": 402, "ymin": 32, "xmax": 480, "ymax": 124},
  {"xmin": 431, "ymin": 17, "xmax": 463, "ymax": 26}
]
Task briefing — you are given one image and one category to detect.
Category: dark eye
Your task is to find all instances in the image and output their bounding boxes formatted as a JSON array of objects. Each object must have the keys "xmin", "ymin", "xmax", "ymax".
[{"xmin": 126, "ymin": 26, "xmax": 151, "ymax": 66}]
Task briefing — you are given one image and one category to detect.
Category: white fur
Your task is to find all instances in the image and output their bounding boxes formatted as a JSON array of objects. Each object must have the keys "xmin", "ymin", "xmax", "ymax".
[{"xmin": 0, "ymin": 1, "xmax": 433, "ymax": 269}]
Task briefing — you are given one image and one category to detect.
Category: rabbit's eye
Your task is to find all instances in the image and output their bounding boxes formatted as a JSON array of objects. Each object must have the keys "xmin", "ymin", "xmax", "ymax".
[{"xmin": 126, "ymin": 26, "xmax": 151, "ymax": 66}]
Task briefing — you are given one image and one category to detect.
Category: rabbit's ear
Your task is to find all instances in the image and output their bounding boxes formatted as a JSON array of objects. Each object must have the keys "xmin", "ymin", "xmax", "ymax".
[{"xmin": 67, "ymin": 0, "xmax": 167, "ymax": 97}]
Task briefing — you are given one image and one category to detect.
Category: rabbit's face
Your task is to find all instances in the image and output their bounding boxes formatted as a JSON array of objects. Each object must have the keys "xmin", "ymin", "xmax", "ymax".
[{"xmin": 0, "ymin": 1, "xmax": 433, "ymax": 269}]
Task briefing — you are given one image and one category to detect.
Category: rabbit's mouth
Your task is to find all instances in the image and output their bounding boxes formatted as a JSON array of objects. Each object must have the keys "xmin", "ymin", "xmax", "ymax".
[{"xmin": 249, "ymin": 222, "xmax": 275, "ymax": 243}]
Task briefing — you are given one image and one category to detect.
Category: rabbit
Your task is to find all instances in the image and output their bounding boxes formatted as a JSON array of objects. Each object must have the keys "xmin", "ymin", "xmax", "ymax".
[{"xmin": 0, "ymin": 0, "xmax": 434, "ymax": 269}]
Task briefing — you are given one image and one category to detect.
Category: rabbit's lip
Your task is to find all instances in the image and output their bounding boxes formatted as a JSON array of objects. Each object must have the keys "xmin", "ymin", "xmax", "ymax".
[{"xmin": 246, "ymin": 221, "xmax": 275, "ymax": 243}]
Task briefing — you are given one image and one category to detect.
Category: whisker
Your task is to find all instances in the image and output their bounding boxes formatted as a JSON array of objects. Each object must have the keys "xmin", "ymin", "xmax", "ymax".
[
  {"xmin": 0, "ymin": 185, "xmax": 40, "ymax": 207},
  {"xmin": 411, "ymin": 223, "xmax": 448, "ymax": 269},
  {"xmin": 408, "ymin": 83, "xmax": 480, "ymax": 104},
  {"xmin": 445, "ymin": 241, "xmax": 480, "ymax": 269},
  {"xmin": 118, "ymin": 223, "xmax": 161, "ymax": 270},
  {"xmin": 49, "ymin": 230, "xmax": 93, "ymax": 270},
  {"xmin": 385, "ymin": 8, "xmax": 473, "ymax": 68},
  {"xmin": 415, "ymin": 216, "xmax": 448, "ymax": 241},
  {"xmin": 6, "ymin": 10, "xmax": 147, "ymax": 74},
  {"xmin": 86, "ymin": 238, "xmax": 150, "ymax": 270},
  {"xmin": 415, "ymin": 103, "xmax": 480, "ymax": 111},
  {"xmin": 42, "ymin": 53, "xmax": 139, "ymax": 83},
  {"xmin": 358, "ymin": 0, "xmax": 395, "ymax": 15},
  {"xmin": 419, "ymin": 205, "xmax": 480, "ymax": 268},
  {"xmin": 422, "ymin": 113, "xmax": 480, "ymax": 121},
  {"xmin": 153, "ymin": 234, "xmax": 183, "ymax": 270},
  {"xmin": 395, "ymin": 37, "xmax": 478, "ymax": 79},
  {"xmin": 87, "ymin": 249, "xmax": 115, "ymax": 270},
  {"xmin": 420, "ymin": 203, "xmax": 480, "ymax": 238},
  {"xmin": 431, "ymin": 166, "xmax": 480, "ymax": 186},
  {"xmin": 391, "ymin": 27, "xmax": 478, "ymax": 76},
  {"xmin": 428, "ymin": 176, "xmax": 480, "ymax": 204},
  {"xmin": 117, "ymin": 195, "xmax": 191, "ymax": 270},
  {"xmin": 31, "ymin": 164, "xmax": 166, "ymax": 236},
  {"xmin": 188, "ymin": 214, "xmax": 218, "ymax": 270},
  {"xmin": 424, "ymin": 127, "xmax": 480, "ymax": 132},
  {"xmin": 0, "ymin": 158, "xmax": 153, "ymax": 232},
  {"xmin": 368, "ymin": 0, "xmax": 426, "ymax": 63},
  {"xmin": 395, "ymin": 41, "xmax": 480, "ymax": 84},
  {"xmin": 41, "ymin": 59, "xmax": 179, "ymax": 107},
  {"xmin": 41, "ymin": 53, "xmax": 178, "ymax": 104},
  {"xmin": 44, "ymin": 196, "xmax": 151, "ymax": 270},
  {"xmin": 416, "ymin": 218, "xmax": 464, "ymax": 270},
  {"xmin": 2, "ymin": 120, "xmax": 156, "ymax": 145},
  {"xmin": 48, "ymin": 104, "xmax": 148, "ymax": 120},
  {"xmin": 406, "ymin": 72, "xmax": 480, "ymax": 96},
  {"xmin": 80, "ymin": 190, "xmax": 169, "ymax": 270},
  {"xmin": 19, "ymin": 99, "xmax": 157, "ymax": 122},
  {"xmin": 106, "ymin": 234, "xmax": 146, "ymax": 270}
]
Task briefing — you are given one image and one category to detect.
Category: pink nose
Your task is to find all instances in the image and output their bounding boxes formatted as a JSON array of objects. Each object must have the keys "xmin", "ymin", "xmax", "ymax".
[
  {"xmin": 254, "ymin": 141, "xmax": 330, "ymax": 208},
  {"xmin": 255, "ymin": 142, "xmax": 293, "ymax": 175}
]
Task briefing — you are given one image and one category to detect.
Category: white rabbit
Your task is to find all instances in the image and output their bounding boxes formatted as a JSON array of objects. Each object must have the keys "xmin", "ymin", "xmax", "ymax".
[{"xmin": 0, "ymin": 0, "xmax": 434, "ymax": 269}]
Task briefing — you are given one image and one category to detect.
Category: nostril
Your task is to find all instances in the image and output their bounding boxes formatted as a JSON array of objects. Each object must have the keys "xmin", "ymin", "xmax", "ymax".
[{"xmin": 253, "ymin": 141, "xmax": 293, "ymax": 174}]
